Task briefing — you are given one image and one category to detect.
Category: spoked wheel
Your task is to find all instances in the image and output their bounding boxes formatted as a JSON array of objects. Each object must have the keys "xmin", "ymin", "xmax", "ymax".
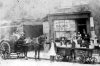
[
  {"xmin": 91, "ymin": 57, "xmax": 97, "ymax": 64},
  {"xmin": 0, "ymin": 41, "xmax": 11, "ymax": 59}
]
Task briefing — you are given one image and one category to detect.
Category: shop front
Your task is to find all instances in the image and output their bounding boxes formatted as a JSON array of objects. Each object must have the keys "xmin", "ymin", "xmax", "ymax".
[
  {"xmin": 45, "ymin": 11, "xmax": 92, "ymax": 41},
  {"xmin": 43, "ymin": 11, "xmax": 100, "ymax": 63}
]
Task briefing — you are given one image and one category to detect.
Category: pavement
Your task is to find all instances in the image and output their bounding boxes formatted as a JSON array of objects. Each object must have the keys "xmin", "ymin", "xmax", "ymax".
[
  {"xmin": 27, "ymin": 51, "xmax": 50, "ymax": 60},
  {"xmin": 5, "ymin": 51, "xmax": 50, "ymax": 60},
  {"xmin": 0, "ymin": 51, "xmax": 100, "ymax": 66}
]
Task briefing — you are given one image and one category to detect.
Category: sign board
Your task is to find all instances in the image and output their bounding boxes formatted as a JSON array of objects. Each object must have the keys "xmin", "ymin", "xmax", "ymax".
[
  {"xmin": 90, "ymin": 17, "xmax": 94, "ymax": 27},
  {"xmin": 54, "ymin": 20, "xmax": 76, "ymax": 39},
  {"xmin": 43, "ymin": 22, "xmax": 49, "ymax": 33},
  {"xmin": 54, "ymin": 20, "xmax": 76, "ymax": 31}
]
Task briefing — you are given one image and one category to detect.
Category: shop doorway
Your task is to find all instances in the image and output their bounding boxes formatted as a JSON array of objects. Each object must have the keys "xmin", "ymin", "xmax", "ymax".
[{"xmin": 77, "ymin": 19, "xmax": 87, "ymax": 38}]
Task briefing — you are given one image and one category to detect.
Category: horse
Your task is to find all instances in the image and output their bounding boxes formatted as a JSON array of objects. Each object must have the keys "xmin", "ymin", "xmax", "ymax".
[{"xmin": 30, "ymin": 35, "xmax": 46, "ymax": 59}]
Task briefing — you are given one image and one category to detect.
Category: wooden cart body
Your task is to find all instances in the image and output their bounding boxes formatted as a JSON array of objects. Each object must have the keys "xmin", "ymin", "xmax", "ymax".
[{"xmin": 0, "ymin": 39, "xmax": 24, "ymax": 59}]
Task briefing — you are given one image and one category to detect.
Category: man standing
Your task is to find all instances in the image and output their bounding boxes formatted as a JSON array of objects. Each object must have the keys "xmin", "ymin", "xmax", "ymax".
[
  {"xmin": 15, "ymin": 36, "xmax": 25, "ymax": 58},
  {"xmin": 23, "ymin": 37, "xmax": 30, "ymax": 60},
  {"xmin": 70, "ymin": 39, "xmax": 76, "ymax": 61},
  {"xmin": 34, "ymin": 36, "xmax": 41, "ymax": 60}
]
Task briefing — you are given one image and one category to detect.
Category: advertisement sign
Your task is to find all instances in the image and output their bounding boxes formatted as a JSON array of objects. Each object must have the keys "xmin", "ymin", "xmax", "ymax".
[
  {"xmin": 54, "ymin": 20, "xmax": 76, "ymax": 39},
  {"xmin": 54, "ymin": 20, "xmax": 76, "ymax": 31},
  {"xmin": 43, "ymin": 22, "xmax": 49, "ymax": 33},
  {"xmin": 65, "ymin": 20, "xmax": 70, "ymax": 31},
  {"xmin": 69, "ymin": 20, "xmax": 76, "ymax": 31},
  {"xmin": 90, "ymin": 17, "xmax": 94, "ymax": 27},
  {"xmin": 59, "ymin": 20, "xmax": 65, "ymax": 31},
  {"xmin": 54, "ymin": 20, "xmax": 60, "ymax": 31}
]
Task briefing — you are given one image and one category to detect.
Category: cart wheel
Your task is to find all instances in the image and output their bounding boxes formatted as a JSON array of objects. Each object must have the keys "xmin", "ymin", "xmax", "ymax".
[
  {"xmin": 91, "ymin": 57, "xmax": 97, "ymax": 64},
  {"xmin": 0, "ymin": 41, "xmax": 10, "ymax": 59}
]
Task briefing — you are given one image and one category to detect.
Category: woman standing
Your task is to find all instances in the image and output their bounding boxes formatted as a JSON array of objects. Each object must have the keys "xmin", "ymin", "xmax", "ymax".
[{"xmin": 48, "ymin": 39, "xmax": 56, "ymax": 62}]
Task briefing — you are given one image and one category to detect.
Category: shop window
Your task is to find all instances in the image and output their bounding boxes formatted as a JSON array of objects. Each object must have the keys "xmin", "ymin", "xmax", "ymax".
[{"xmin": 54, "ymin": 20, "xmax": 76, "ymax": 40}]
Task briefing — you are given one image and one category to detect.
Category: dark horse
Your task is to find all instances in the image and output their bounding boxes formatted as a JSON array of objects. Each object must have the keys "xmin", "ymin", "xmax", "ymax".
[{"xmin": 31, "ymin": 35, "xmax": 45, "ymax": 60}]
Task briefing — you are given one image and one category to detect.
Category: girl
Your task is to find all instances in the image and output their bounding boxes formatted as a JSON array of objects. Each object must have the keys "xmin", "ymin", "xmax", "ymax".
[{"xmin": 49, "ymin": 39, "xmax": 56, "ymax": 62}]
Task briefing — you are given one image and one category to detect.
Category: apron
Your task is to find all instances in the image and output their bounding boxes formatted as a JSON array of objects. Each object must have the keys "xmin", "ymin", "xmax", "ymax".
[{"xmin": 48, "ymin": 42, "xmax": 56, "ymax": 56}]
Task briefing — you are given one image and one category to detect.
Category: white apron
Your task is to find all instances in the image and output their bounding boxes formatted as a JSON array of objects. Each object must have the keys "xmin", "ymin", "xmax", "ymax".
[{"xmin": 48, "ymin": 42, "xmax": 56, "ymax": 56}]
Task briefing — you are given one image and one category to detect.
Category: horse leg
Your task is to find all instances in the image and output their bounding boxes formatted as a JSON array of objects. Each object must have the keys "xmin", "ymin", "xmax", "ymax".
[{"xmin": 35, "ymin": 50, "xmax": 37, "ymax": 60}]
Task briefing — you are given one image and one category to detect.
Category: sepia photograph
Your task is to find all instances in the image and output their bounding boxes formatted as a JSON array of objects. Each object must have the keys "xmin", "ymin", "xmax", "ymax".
[{"xmin": 0, "ymin": 0, "xmax": 100, "ymax": 66}]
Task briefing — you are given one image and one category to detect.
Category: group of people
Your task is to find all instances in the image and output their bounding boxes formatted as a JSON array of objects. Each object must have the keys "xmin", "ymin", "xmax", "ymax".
[
  {"xmin": 14, "ymin": 33, "xmax": 45, "ymax": 60},
  {"xmin": 58, "ymin": 32, "xmax": 91, "ymax": 48},
  {"xmin": 10, "ymin": 31, "xmax": 92, "ymax": 62},
  {"xmin": 12, "ymin": 31, "xmax": 57, "ymax": 61},
  {"xmin": 14, "ymin": 34, "xmax": 58, "ymax": 62},
  {"xmin": 14, "ymin": 33, "xmax": 28, "ymax": 59},
  {"xmin": 48, "ymin": 32, "xmax": 91, "ymax": 61},
  {"xmin": 76, "ymin": 32, "xmax": 90, "ymax": 48},
  {"xmin": 55, "ymin": 32, "xmax": 90, "ymax": 48}
]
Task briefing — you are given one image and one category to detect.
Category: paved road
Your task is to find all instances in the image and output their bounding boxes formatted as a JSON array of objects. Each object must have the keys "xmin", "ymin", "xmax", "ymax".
[
  {"xmin": 0, "ymin": 51, "xmax": 100, "ymax": 66},
  {"xmin": 0, "ymin": 59, "xmax": 99, "ymax": 66}
]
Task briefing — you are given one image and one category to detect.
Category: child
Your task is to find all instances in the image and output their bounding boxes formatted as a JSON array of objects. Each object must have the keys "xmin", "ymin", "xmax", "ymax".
[{"xmin": 49, "ymin": 39, "xmax": 56, "ymax": 62}]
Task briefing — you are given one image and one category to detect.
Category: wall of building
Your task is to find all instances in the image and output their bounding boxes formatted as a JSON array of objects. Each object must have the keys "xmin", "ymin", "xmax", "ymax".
[{"xmin": 23, "ymin": 25, "xmax": 43, "ymax": 39}]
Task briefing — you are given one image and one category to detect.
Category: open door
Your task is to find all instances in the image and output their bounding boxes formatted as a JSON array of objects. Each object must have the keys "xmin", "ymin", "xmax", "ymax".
[{"xmin": 77, "ymin": 18, "xmax": 89, "ymax": 38}]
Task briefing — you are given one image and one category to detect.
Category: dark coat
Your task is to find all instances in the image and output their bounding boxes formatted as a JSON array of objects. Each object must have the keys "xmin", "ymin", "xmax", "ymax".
[
  {"xmin": 84, "ymin": 36, "xmax": 90, "ymax": 42},
  {"xmin": 15, "ymin": 38, "xmax": 25, "ymax": 52},
  {"xmin": 34, "ymin": 43, "xmax": 41, "ymax": 51},
  {"xmin": 33, "ymin": 37, "xmax": 41, "ymax": 51},
  {"xmin": 69, "ymin": 41, "xmax": 75, "ymax": 49},
  {"xmin": 38, "ymin": 36, "xmax": 45, "ymax": 44},
  {"xmin": 77, "ymin": 39, "xmax": 82, "ymax": 44}
]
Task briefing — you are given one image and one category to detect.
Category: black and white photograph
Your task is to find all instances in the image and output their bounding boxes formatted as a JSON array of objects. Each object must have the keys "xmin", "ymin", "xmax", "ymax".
[{"xmin": 0, "ymin": 0, "xmax": 100, "ymax": 66}]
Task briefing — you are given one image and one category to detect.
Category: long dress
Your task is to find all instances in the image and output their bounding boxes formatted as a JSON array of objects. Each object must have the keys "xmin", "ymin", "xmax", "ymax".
[{"xmin": 48, "ymin": 42, "xmax": 56, "ymax": 56}]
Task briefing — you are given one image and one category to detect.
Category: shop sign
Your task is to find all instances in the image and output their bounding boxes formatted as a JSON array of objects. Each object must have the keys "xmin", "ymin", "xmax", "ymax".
[
  {"xmin": 43, "ymin": 22, "xmax": 49, "ymax": 33},
  {"xmin": 90, "ymin": 17, "xmax": 94, "ymax": 27},
  {"xmin": 54, "ymin": 20, "xmax": 76, "ymax": 31}
]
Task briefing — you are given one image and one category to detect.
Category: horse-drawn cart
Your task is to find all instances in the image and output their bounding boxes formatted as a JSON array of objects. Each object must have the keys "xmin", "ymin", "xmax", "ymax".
[
  {"xmin": 0, "ymin": 40, "xmax": 11, "ymax": 59},
  {"xmin": 0, "ymin": 35, "xmax": 26, "ymax": 59}
]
